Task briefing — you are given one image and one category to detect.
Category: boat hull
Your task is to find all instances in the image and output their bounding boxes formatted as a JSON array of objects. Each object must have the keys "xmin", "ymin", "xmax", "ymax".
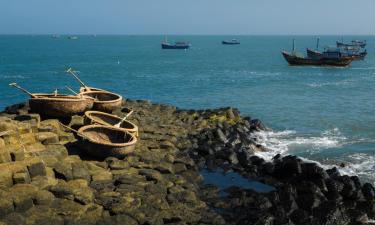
[
  {"xmin": 84, "ymin": 110, "xmax": 139, "ymax": 137},
  {"xmin": 29, "ymin": 95, "xmax": 94, "ymax": 117},
  {"xmin": 222, "ymin": 41, "xmax": 240, "ymax": 45},
  {"xmin": 282, "ymin": 51, "xmax": 353, "ymax": 67},
  {"xmin": 80, "ymin": 91, "xmax": 122, "ymax": 113},
  {"xmin": 77, "ymin": 125, "xmax": 137, "ymax": 158},
  {"xmin": 161, "ymin": 43, "xmax": 189, "ymax": 49}
]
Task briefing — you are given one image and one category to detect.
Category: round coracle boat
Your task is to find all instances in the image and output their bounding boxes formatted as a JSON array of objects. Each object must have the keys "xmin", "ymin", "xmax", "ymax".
[
  {"xmin": 77, "ymin": 125, "xmax": 137, "ymax": 158},
  {"xmin": 84, "ymin": 111, "xmax": 138, "ymax": 137},
  {"xmin": 29, "ymin": 94, "xmax": 94, "ymax": 117},
  {"xmin": 80, "ymin": 91, "xmax": 122, "ymax": 112}
]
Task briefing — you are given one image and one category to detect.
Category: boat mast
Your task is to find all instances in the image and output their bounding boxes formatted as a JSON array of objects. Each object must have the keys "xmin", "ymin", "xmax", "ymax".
[
  {"xmin": 292, "ymin": 39, "xmax": 295, "ymax": 53},
  {"xmin": 316, "ymin": 37, "xmax": 320, "ymax": 50}
]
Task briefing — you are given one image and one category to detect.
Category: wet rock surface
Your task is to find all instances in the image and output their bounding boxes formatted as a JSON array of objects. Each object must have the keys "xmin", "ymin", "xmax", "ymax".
[{"xmin": 0, "ymin": 100, "xmax": 374, "ymax": 225}]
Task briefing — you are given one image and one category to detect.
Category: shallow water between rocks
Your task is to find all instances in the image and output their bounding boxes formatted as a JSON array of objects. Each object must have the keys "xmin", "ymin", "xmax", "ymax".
[{"xmin": 201, "ymin": 169, "xmax": 275, "ymax": 196}]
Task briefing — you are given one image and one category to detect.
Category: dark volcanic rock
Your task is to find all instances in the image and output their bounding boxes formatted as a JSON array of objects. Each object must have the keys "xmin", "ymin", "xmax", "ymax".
[{"xmin": 1, "ymin": 100, "xmax": 375, "ymax": 225}]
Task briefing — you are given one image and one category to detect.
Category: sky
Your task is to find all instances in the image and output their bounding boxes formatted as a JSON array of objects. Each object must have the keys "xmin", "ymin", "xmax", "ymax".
[{"xmin": 0, "ymin": 0, "xmax": 374, "ymax": 35}]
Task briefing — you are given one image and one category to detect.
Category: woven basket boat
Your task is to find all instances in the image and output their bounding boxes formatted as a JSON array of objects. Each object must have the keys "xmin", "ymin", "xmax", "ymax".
[
  {"xmin": 80, "ymin": 91, "xmax": 122, "ymax": 113},
  {"xmin": 84, "ymin": 111, "xmax": 138, "ymax": 137},
  {"xmin": 29, "ymin": 94, "xmax": 94, "ymax": 117},
  {"xmin": 77, "ymin": 124, "xmax": 137, "ymax": 158}
]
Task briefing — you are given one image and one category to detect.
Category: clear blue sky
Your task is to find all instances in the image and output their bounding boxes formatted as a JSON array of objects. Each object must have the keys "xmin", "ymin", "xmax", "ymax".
[{"xmin": 0, "ymin": 0, "xmax": 374, "ymax": 35}]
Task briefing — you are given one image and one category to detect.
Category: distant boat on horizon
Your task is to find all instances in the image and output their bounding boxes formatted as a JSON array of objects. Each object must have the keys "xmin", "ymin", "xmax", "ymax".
[
  {"xmin": 222, "ymin": 39, "xmax": 240, "ymax": 45},
  {"xmin": 68, "ymin": 36, "xmax": 78, "ymax": 40},
  {"xmin": 51, "ymin": 34, "xmax": 60, "ymax": 39},
  {"xmin": 161, "ymin": 36, "xmax": 190, "ymax": 49}
]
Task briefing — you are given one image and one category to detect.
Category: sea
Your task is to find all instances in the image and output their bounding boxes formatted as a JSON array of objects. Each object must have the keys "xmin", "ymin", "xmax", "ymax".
[{"xmin": 1, "ymin": 35, "xmax": 374, "ymax": 184}]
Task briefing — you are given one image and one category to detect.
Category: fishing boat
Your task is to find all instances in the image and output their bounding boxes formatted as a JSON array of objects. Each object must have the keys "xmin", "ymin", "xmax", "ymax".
[
  {"xmin": 84, "ymin": 111, "xmax": 138, "ymax": 137},
  {"xmin": 80, "ymin": 91, "xmax": 122, "ymax": 112},
  {"xmin": 222, "ymin": 39, "xmax": 240, "ymax": 45},
  {"xmin": 29, "ymin": 94, "xmax": 94, "ymax": 117},
  {"xmin": 65, "ymin": 68, "xmax": 122, "ymax": 112},
  {"xmin": 283, "ymin": 51, "xmax": 353, "ymax": 67},
  {"xmin": 9, "ymin": 83, "xmax": 94, "ymax": 117},
  {"xmin": 161, "ymin": 36, "xmax": 190, "ymax": 49},
  {"xmin": 339, "ymin": 46, "xmax": 367, "ymax": 60},
  {"xmin": 308, "ymin": 47, "xmax": 367, "ymax": 61},
  {"xmin": 336, "ymin": 40, "xmax": 366, "ymax": 48},
  {"xmin": 68, "ymin": 36, "xmax": 78, "ymax": 40},
  {"xmin": 282, "ymin": 39, "xmax": 353, "ymax": 67},
  {"xmin": 77, "ymin": 125, "xmax": 137, "ymax": 158}
]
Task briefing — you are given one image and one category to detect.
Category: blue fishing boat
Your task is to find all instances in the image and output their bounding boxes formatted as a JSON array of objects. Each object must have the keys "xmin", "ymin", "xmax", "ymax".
[
  {"xmin": 308, "ymin": 38, "xmax": 367, "ymax": 61},
  {"xmin": 308, "ymin": 47, "xmax": 367, "ymax": 61},
  {"xmin": 161, "ymin": 36, "xmax": 190, "ymax": 49},
  {"xmin": 337, "ymin": 40, "xmax": 366, "ymax": 48},
  {"xmin": 222, "ymin": 39, "xmax": 240, "ymax": 45}
]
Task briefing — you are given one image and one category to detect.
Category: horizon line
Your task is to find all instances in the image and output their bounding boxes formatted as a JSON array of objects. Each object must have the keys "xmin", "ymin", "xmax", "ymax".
[{"xmin": 0, "ymin": 33, "xmax": 374, "ymax": 36}]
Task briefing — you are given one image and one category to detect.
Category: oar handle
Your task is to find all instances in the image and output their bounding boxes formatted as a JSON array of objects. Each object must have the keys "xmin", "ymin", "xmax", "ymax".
[
  {"xmin": 59, "ymin": 122, "xmax": 91, "ymax": 140},
  {"xmin": 9, "ymin": 83, "xmax": 38, "ymax": 98},
  {"xmin": 115, "ymin": 110, "xmax": 134, "ymax": 127},
  {"xmin": 66, "ymin": 68, "xmax": 89, "ymax": 90},
  {"xmin": 60, "ymin": 123, "xmax": 79, "ymax": 133}
]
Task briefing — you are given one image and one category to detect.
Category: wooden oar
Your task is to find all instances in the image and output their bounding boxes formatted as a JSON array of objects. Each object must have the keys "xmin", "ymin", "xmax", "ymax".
[
  {"xmin": 66, "ymin": 68, "xmax": 91, "ymax": 91},
  {"xmin": 9, "ymin": 83, "xmax": 38, "ymax": 98},
  {"xmin": 59, "ymin": 122, "xmax": 90, "ymax": 140},
  {"xmin": 114, "ymin": 110, "xmax": 134, "ymax": 128},
  {"xmin": 60, "ymin": 122, "xmax": 79, "ymax": 133},
  {"xmin": 65, "ymin": 86, "xmax": 78, "ymax": 95}
]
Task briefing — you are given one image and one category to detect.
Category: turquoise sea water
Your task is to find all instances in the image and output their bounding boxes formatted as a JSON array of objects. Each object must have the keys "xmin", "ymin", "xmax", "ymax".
[{"xmin": 1, "ymin": 35, "xmax": 375, "ymax": 182}]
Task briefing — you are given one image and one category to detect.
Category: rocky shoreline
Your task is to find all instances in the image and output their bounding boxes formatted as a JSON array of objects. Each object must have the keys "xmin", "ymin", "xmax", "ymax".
[{"xmin": 0, "ymin": 99, "xmax": 374, "ymax": 225}]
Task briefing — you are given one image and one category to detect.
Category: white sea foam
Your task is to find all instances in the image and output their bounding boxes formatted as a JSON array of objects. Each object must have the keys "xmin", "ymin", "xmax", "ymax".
[
  {"xmin": 351, "ymin": 67, "xmax": 375, "ymax": 70},
  {"xmin": 345, "ymin": 153, "xmax": 375, "ymax": 180},
  {"xmin": 1, "ymin": 75, "xmax": 27, "ymax": 79},
  {"xmin": 307, "ymin": 79, "xmax": 353, "ymax": 88},
  {"xmin": 250, "ymin": 128, "xmax": 345, "ymax": 160},
  {"xmin": 250, "ymin": 128, "xmax": 375, "ymax": 183}
]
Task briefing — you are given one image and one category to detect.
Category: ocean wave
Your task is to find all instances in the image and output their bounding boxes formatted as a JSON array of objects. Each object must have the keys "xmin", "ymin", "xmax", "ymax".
[
  {"xmin": 250, "ymin": 128, "xmax": 346, "ymax": 160},
  {"xmin": 350, "ymin": 67, "xmax": 375, "ymax": 70},
  {"xmin": 1, "ymin": 75, "xmax": 28, "ymax": 79},
  {"xmin": 346, "ymin": 153, "xmax": 375, "ymax": 178},
  {"xmin": 250, "ymin": 128, "xmax": 375, "ymax": 183},
  {"xmin": 307, "ymin": 79, "xmax": 353, "ymax": 88}
]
